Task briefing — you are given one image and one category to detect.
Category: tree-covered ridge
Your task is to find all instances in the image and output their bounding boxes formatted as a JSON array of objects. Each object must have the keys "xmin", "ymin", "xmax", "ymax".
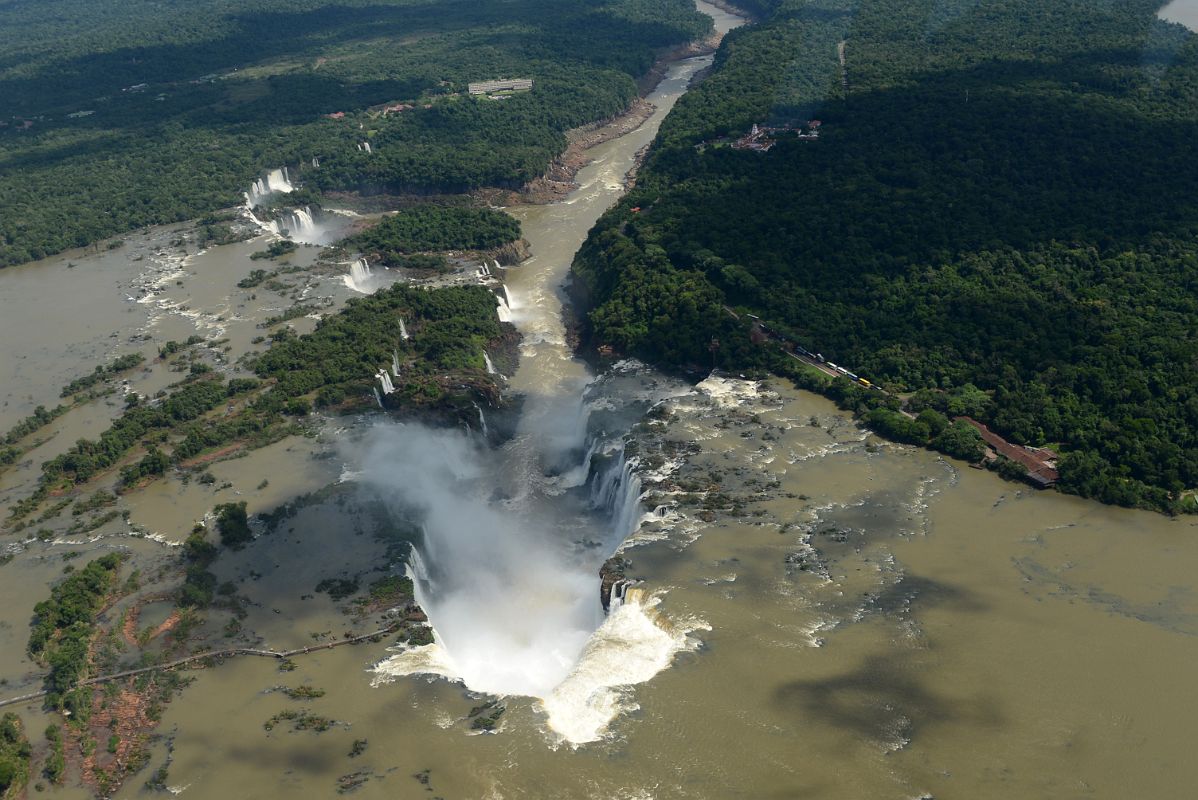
[
  {"xmin": 572, "ymin": 0, "xmax": 1198, "ymax": 511},
  {"xmin": 345, "ymin": 206, "xmax": 521, "ymax": 266},
  {"xmin": 0, "ymin": 0, "xmax": 710, "ymax": 267}
]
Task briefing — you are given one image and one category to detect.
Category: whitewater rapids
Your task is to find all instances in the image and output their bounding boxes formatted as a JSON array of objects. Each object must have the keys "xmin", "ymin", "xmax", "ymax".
[{"xmin": 373, "ymin": 588, "xmax": 707, "ymax": 745}]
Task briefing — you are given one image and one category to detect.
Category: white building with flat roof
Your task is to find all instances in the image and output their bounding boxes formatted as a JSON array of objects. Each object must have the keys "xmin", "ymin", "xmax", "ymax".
[{"xmin": 468, "ymin": 78, "xmax": 533, "ymax": 95}]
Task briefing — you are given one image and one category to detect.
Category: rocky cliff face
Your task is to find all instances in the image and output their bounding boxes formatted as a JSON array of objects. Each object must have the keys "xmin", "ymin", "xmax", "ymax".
[{"xmin": 599, "ymin": 556, "xmax": 630, "ymax": 611}]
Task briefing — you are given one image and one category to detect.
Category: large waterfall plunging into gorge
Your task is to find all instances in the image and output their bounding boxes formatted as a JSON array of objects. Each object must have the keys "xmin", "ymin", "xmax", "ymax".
[
  {"xmin": 363, "ymin": 367, "xmax": 704, "ymax": 743},
  {"xmin": 359, "ymin": 25, "xmax": 737, "ymax": 745}
]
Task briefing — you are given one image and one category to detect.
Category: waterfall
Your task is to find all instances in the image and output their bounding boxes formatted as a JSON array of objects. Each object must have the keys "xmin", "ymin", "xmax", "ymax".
[
  {"xmin": 399, "ymin": 317, "xmax": 409, "ymax": 340},
  {"xmin": 311, "ymin": 157, "xmax": 321, "ymax": 168},
  {"xmin": 277, "ymin": 206, "xmax": 320, "ymax": 242},
  {"xmin": 373, "ymin": 387, "xmax": 384, "ymax": 408},
  {"xmin": 345, "ymin": 258, "xmax": 375, "ymax": 294},
  {"xmin": 377, "ymin": 369, "xmax": 396, "ymax": 395},
  {"xmin": 245, "ymin": 167, "xmax": 296, "ymax": 207},
  {"xmin": 392, "ymin": 350, "xmax": 402, "ymax": 379},
  {"xmin": 473, "ymin": 403, "xmax": 490, "ymax": 438},
  {"xmin": 496, "ymin": 292, "xmax": 513, "ymax": 323},
  {"xmin": 607, "ymin": 579, "xmax": 631, "ymax": 610},
  {"xmin": 590, "ymin": 445, "xmax": 645, "ymax": 541},
  {"xmin": 558, "ymin": 436, "xmax": 603, "ymax": 490},
  {"xmin": 483, "ymin": 351, "xmax": 497, "ymax": 375}
]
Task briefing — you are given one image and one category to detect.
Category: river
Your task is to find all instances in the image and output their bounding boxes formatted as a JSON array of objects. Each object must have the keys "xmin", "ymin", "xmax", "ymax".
[
  {"xmin": 1160, "ymin": 0, "xmax": 1198, "ymax": 31},
  {"xmin": 3, "ymin": 0, "xmax": 1198, "ymax": 797}
]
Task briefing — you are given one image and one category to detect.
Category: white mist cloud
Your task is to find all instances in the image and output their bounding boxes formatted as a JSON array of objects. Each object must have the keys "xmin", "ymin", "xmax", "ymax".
[{"xmin": 361, "ymin": 422, "xmax": 601, "ymax": 697}]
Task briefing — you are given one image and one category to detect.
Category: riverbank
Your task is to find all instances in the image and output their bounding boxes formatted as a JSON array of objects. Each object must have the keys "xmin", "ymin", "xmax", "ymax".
[{"xmin": 476, "ymin": 1, "xmax": 743, "ymax": 207}]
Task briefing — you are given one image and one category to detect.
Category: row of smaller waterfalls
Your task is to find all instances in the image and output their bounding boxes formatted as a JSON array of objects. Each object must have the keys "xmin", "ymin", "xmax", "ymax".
[
  {"xmin": 242, "ymin": 167, "xmax": 339, "ymax": 245},
  {"xmin": 244, "ymin": 167, "xmax": 294, "ymax": 207}
]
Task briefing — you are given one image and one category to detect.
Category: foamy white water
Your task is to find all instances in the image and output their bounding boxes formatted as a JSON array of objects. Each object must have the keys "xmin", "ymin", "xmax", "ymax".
[
  {"xmin": 373, "ymin": 589, "xmax": 707, "ymax": 745},
  {"xmin": 536, "ymin": 590, "xmax": 708, "ymax": 744}
]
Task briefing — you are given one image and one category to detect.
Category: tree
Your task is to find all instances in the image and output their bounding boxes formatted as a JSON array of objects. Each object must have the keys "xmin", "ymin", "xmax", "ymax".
[{"xmin": 214, "ymin": 502, "xmax": 253, "ymax": 549}]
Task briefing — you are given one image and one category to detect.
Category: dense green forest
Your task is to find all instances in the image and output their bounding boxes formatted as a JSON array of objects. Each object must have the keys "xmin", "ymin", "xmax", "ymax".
[
  {"xmin": 572, "ymin": 0, "xmax": 1198, "ymax": 512},
  {"xmin": 344, "ymin": 206, "xmax": 521, "ymax": 266},
  {"xmin": 0, "ymin": 0, "xmax": 710, "ymax": 267},
  {"xmin": 253, "ymin": 284, "xmax": 506, "ymax": 407}
]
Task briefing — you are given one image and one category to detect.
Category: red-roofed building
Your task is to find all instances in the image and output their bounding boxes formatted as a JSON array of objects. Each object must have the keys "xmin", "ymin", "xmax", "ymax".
[{"xmin": 957, "ymin": 417, "xmax": 1059, "ymax": 487}]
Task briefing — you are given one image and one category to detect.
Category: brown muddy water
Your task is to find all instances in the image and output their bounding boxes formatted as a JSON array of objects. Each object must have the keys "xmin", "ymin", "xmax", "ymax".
[
  {"xmin": 2, "ymin": 1, "xmax": 1197, "ymax": 798},
  {"xmin": 96, "ymin": 377, "xmax": 1198, "ymax": 800}
]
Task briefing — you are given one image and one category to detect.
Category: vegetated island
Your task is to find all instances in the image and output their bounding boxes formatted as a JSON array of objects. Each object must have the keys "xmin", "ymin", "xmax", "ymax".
[{"xmin": 571, "ymin": 0, "xmax": 1198, "ymax": 513}]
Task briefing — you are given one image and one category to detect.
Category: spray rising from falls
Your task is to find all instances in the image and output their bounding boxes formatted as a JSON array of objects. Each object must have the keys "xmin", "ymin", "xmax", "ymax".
[
  {"xmin": 272, "ymin": 206, "xmax": 320, "ymax": 242},
  {"xmin": 364, "ymin": 425, "xmax": 604, "ymax": 698},
  {"xmin": 366, "ymin": 375, "xmax": 704, "ymax": 744}
]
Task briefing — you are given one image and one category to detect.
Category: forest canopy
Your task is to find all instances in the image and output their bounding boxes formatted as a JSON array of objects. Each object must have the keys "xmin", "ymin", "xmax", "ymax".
[
  {"xmin": 344, "ymin": 206, "xmax": 521, "ymax": 266},
  {"xmin": 0, "ymin": 0, "xmax": 710, "ymax": 267},
  {"xmin": 572, "ymin": 0, "xmax": 1198, "ymax": 512}
]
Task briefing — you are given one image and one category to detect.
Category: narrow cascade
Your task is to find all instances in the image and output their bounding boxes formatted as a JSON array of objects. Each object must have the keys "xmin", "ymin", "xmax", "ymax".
[
  {"xmin": 373, "ymin": 387, "xmax": 384, "ymax": 408},
  {"xmin": 558, "ymin": 436, "xmax": 603, "ymax": 490},
  {"xmin": 473, "ymin": 403, "xmax": 490, "ymax": 438},
  {"xmin": 399, "ymin": 317, "xmax": 409, "ymax": 340},
  {"xmin": 391, "ymin": 350, "xmax": 402, "ymax": 378},
  {"xmin": 496, "ymin": 291, "xmax": 513, "ymax": 323},
  {"xmin": 483, "ymin": 351, "xmax": 497, "ymax": 375},
  {"xmin": 377, "ymin": 369, "xmax": 396, "ymax": 395},
  {"xmin": 590, "ymin": 445, "xmax": 645, "ymax": 540}
]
